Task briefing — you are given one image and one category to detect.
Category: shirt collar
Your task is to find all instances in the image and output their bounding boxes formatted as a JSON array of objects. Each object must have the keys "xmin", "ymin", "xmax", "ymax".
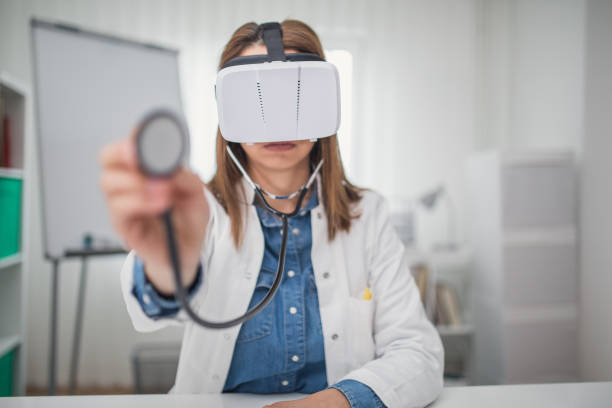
[{"xmin": 255, "ymin": 182, "xmax": 319, "ymax": 228}]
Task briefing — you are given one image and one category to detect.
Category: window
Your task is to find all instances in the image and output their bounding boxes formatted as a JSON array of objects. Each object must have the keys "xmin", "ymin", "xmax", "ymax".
[{"xmin": 325, "ymin": 49, "xmax": 353, "ymax": 175}]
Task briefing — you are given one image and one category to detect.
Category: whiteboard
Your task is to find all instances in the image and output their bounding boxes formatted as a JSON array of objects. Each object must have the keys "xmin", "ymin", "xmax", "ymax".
[{"xmin": 31, "ymin": 19, "xmax": 184, "ymax": 259}]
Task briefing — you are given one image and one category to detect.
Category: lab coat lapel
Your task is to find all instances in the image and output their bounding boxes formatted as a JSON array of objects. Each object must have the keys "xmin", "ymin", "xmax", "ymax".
[
  {"xmin": 188, "ymin": 180, "xmax": 263, "ymax": 392},
  {"xmin": 310, "ymin": 175, "xmax": 351, "ymax": 385}
]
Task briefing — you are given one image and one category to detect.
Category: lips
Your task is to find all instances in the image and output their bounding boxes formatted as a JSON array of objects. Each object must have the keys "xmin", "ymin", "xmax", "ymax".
[{"xmin": 263, "ymin": 142, "xmax": 296, "ymax": 152}]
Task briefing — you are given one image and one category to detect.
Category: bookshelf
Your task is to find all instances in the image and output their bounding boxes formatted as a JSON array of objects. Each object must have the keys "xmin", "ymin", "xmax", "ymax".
[
  {"xmin": 429, "ymin": 247, "xmax": 474, "ymax": 385},
  {"xmin": 0, "ymin": 71, "xmax": 29, "ymax": 396},
  {"xmin": 467, "ymin": 150, "xmax": 578, "ymax": 385},
  {"xmin": 406, "ymin": 246, "xmax": 474, "ymax": 385}
]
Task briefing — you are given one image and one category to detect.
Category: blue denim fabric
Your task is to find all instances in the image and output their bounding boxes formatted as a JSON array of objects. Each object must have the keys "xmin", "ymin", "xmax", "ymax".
[
  {"xmin": 132, "ymin": 256, "xmax": 202, "ymax": 318},
  {"xmin": 331, "ymin": 379, "xmax": 387, "ymax": 408},
  {"xmin": 132, "ymin": 185, "xmax": 386, "ymax": 407},
  {"xmin": 222, "ymin": 189, "xmax": 325, "ymax": 394}
]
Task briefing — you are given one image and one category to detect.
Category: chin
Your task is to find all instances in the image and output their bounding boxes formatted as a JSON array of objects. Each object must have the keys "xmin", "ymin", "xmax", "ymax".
[
  {"xmin": 258, "ymin": 156, "xmax": 305, "ymax": 172},
  {"xmin": 242, "ymin": 140, "xmax": 313, "ymax": 171}
]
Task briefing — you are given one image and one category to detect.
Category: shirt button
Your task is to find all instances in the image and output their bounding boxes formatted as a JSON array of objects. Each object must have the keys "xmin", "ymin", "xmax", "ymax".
[
  {"xmin": 323, "ymin": 272, "xmax": 330, "ymax": 279},
  {"xmin": 292, "ymin": 228, "xmax": 300, "ymax": 235},
  {"xmin": 287, "ymin": 270, "xmax": 295, "ymax": 278},
  {"xmin": 289, "ymin": 307, "xmax": 297, "ymax": 315},
  {"xmin": 331, "ymin": 333, "xmax": 339, "ymax": 341},
  {"xmin": 317, "ymin": 212, "xmax": 323, "ymax": 219},
  {"xmin": 281, "ymin": 380, "xmax": 289, "ymax": 386},
  {"xmin": 142, "ymin": 294, "xmax": 151, "ymax": 304},
  {"xmin": 291, "ymin": 355, "xmax": 300, "ymax": 362}
]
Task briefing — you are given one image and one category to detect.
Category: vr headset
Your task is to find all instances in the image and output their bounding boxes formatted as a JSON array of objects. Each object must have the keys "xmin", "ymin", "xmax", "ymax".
[{"xmin": 215, "ymin": 22, "xmax": 341, "ymax": 144}]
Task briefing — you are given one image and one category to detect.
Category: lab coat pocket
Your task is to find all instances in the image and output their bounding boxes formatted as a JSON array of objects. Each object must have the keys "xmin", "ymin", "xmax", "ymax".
[
  {"xmin": 347, "ymin": 297, "xmax": 376, "ymax": 367},
  {"xmin": 236, "ymin": 268, "xmax": 275, "ymax": 343}
]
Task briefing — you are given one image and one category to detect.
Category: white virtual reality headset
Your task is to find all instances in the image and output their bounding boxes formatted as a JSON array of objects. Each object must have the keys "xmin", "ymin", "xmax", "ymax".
[{"xmin": 215, "ymin": 22, "xmax": 341, "ymax": 144}]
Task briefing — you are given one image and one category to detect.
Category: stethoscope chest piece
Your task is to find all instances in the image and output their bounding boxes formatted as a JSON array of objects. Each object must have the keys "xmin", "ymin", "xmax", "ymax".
[{"xmin": 136, "ymin": 109, "xmax": 189, "ymax": 177}]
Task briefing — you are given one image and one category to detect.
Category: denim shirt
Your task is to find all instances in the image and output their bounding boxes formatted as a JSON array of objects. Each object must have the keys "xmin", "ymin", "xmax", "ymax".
[{"xmin": 132, "ymin": 185, "xmax": 386, "ymax": 408}]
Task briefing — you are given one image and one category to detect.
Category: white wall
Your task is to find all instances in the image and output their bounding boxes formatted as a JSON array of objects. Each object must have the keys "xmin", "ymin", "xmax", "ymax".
[
  {"xmin": 478, "ymin": 0, "xmax": 590, "ymax": 383},
  {"xmin": 580, "ymin": 0, "xmax": 612, "ymax": 382},
  {"xmin": 0, "ymin": 0, "xmax": 481, "ymax": 388},
  {"xmin": 478, "ymin": 0, "xmax": 585, "ymax": 152}
]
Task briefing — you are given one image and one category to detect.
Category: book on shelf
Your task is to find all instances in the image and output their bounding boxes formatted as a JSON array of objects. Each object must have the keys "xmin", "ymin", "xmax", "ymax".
[
  {"xmin": 0, "ymin": 90, "xmax": 10, "ymax": 168},
  {"xmin": 410, "ymin": 262, "xmax": 430, "ymax": 306},
  {"xmin": 1, "ymin": 115, "xmax": 10, "ymax": 168},
  {"xmin": 0, "ymin": 91, "xmax": 3, "ymax": 166},
  {"xmin": 435, "ymin": 282, "xmax": 462, "ymax": 326}
]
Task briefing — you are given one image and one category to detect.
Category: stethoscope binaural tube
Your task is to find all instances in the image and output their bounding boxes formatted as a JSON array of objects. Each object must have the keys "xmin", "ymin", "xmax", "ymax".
[
  {"xmin": 136, "ymin": 109, "xmax": 321, "ymax": 329},
  {"xmin": 164, "ymin": 184, "xmax": 310, "ymax": 328}
]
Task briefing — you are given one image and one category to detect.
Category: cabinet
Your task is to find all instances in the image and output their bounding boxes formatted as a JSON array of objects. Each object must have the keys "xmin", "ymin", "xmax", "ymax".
[
  {"xmin": 467, "ymin": 151, "xmax": 578, "ymax": 384},
  {"xmin": 0, "ymin": 72, "xmax": 29, "ymax": 395}
]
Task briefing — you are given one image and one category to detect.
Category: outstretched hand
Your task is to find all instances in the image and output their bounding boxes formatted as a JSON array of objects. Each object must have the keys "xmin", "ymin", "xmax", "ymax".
[{"xmin": 263, "ymin": 388, "xmax": 351, "ymax": 408}]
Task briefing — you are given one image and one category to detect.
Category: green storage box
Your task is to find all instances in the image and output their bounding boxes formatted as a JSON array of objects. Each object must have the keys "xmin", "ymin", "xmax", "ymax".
[
  {"xmin": 0, "ymin": 349, "xmax": 14, "ymax": 397},
  {"xmin": 0, "ymin": 177, "xmax": 22, "ymax": 259}
]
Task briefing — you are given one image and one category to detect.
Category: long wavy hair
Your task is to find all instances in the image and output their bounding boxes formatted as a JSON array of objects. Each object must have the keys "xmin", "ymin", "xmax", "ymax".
[{"xmin": 208, "ymin": 19, "xmax": 362, "ymax": 247}]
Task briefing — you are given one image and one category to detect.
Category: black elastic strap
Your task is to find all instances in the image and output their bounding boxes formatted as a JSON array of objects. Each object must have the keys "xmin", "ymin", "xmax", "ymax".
[
  {"xmin": 221, "ymin": 52, "xmax": 324, "ymax": 69},
  {"xmin": 260, "ymin": 22, "xmax": 286, "ymax": 61}
]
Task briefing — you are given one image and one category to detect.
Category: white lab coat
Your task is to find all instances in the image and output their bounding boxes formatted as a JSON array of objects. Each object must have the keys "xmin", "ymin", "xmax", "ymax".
[{"xmin": 120, "ymin": 177, "xmax": 444, "ymax": 408}]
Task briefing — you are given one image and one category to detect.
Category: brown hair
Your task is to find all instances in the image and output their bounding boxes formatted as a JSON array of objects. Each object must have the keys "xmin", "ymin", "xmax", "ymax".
[{"xmin": 208, "ymin": 19, "xmax": 362, "ymax": 247}]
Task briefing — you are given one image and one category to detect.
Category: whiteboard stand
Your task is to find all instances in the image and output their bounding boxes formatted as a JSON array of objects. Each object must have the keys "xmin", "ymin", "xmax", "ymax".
[
  {"xmin": 67, "ymin": 255, "xmax": 87, "ymax": 395},
  {"xmin": 47, "ymin": 258, "xmax": 58, "ymax": 396},
  {"xmin": 47, "ymin": 248, "xmax": 125, "ymax": 396}
]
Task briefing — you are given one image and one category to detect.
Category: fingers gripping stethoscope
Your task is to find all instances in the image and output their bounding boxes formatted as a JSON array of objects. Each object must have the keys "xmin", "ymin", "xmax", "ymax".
[{"xmin": 136, "ymin": 109, "xmax": 323, "ymax": 329}]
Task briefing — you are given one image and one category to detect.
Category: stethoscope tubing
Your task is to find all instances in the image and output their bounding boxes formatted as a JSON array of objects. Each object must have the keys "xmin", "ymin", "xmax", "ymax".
[{"xmin": 164, "ymin": 179, "xmax": 310, "ymax": 329}]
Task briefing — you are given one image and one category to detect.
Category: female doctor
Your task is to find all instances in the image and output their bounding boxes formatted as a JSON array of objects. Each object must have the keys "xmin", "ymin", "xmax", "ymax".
[{"xmin": 100, "ymin": 19, "xmax": 443, "ymax": 408}]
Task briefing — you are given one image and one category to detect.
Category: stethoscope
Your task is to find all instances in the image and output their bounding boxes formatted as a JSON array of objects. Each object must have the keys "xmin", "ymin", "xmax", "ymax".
[{"xmin": 135, "ymin": 109, "xmax": 323, "ymax": 329}]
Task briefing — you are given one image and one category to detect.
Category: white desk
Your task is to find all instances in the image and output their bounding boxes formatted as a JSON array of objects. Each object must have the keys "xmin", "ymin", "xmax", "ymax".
[
  {"xmin": 430, "ymin": 382, "xmax": 612, "ymax": 407},
  {"xmin": 0, "ymin": 393, "xmax": 303, "ymax": 408},
  {"xmin": 1, "ymin": 382, "xmax": 610, "ymax": 407}
]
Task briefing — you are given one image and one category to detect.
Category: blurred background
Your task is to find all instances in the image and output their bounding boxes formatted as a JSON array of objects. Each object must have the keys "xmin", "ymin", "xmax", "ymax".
[{"xmin": 0, "ymin": 0, "xmax": 610, "ymax": 396}]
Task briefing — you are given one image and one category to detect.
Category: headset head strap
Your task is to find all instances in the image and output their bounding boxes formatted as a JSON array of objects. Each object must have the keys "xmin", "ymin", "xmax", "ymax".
[{"xmin": 259, "ymin": 22, "xmax": 286, "ymax": 61}]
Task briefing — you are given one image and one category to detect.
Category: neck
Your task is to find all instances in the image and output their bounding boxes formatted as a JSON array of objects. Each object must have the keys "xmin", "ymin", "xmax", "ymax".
[{"xmin": 247, "ymin": 158, "xmax": 311, "ymax": 213}]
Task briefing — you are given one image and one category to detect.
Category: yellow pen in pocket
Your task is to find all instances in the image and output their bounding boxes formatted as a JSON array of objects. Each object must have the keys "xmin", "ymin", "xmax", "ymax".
[{"xmin": 362, "ymin": 286, "xmax": 372, "ymax": 300}]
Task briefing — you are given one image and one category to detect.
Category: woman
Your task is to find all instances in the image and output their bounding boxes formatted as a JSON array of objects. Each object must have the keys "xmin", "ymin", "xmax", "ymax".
[{"xmin": 100, "ymin": 20, "xmax": 443, "ymax": 408}]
